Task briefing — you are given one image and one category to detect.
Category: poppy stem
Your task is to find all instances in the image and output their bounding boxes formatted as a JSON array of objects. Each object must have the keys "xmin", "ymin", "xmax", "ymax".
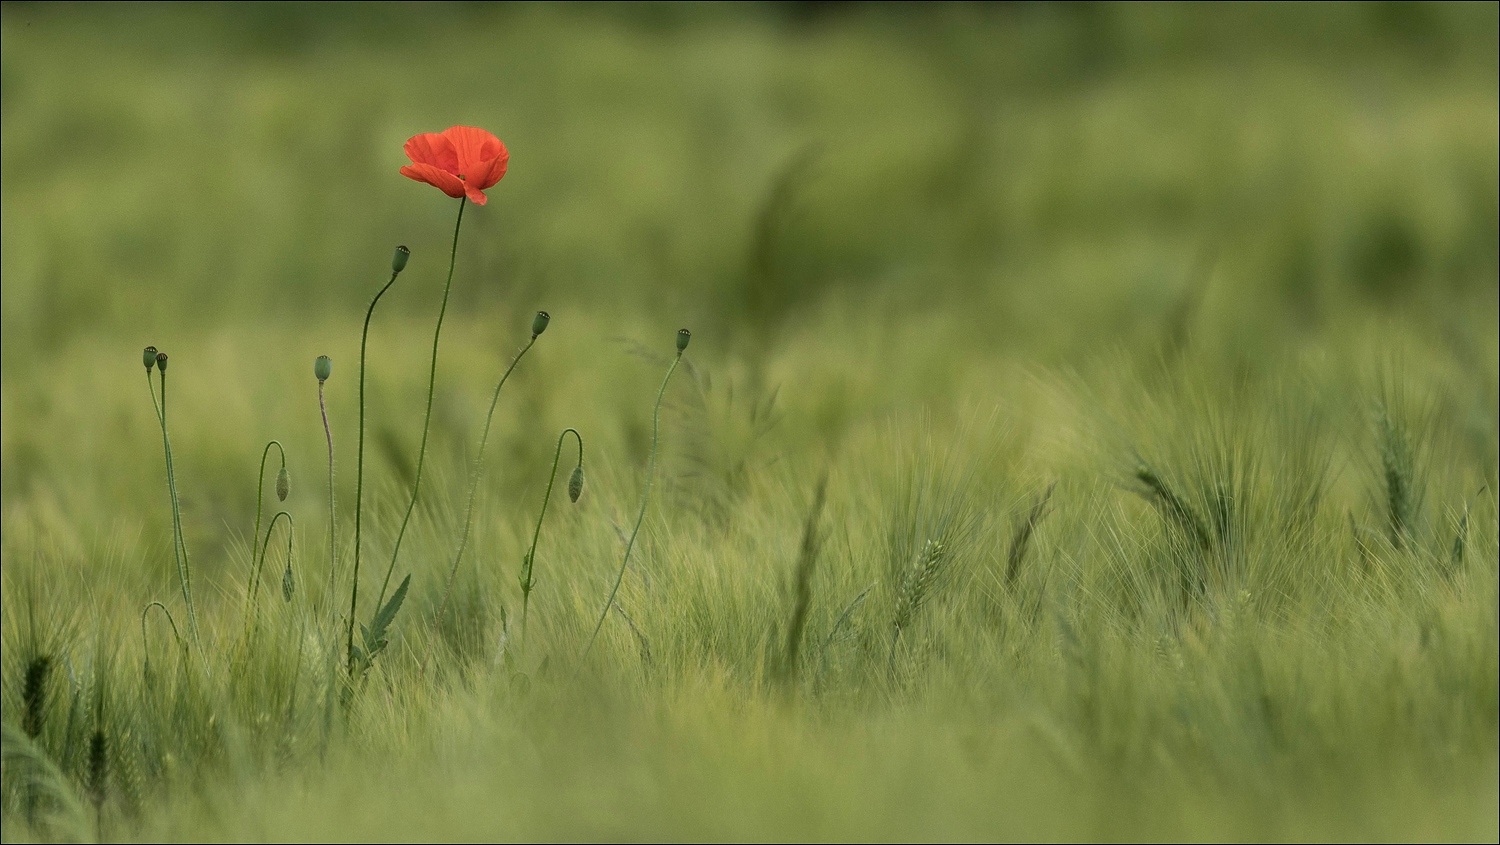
[
  {"xmin": 319, "ymin": 381, "xmax": 337, "ymax": 604},
  {"xmin": 245, "ymin": 511, "xmax": 293, "ymax": 632},
  {"xmin": 424, "ymin": 331, "xmax": 538, "ymax": 674},
  {"xmin": 581, "ymin": 351, "xmax": 683, "ymax": 662},
  {"xmin": 154, "ymin": 367, "xmax": 201, "ymax": 647},
  {"xmin": 519, "ymin": 428, "xmax": 584, "ymax": 660},
  {"xmin": 250, "ymin": 440, "xmax": 287, "ymax": 582},
  {"xmin": 146, "ymin": 369, "xmax": 163, "ymax": 423},
  {"xmin": 374, "ymin": 197, "xmax": 465, "ymax": 614},
  {"xmin": 348, "ymin": 267, "xmax": 405, "ymax": 673}
]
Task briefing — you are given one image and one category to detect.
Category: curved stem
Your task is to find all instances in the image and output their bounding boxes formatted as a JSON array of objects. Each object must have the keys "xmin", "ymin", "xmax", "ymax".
[
  {"xmin": 375, "ymin": 197, "xmax": 467, "ymax": 612},
  {"xmin": 520, "ymin": 428, "xmax": 583, "ymax": 659},
  {"xmin": 251, "ymin": 441, "xmax": 287, "ymax": 569},
  {"xmin": 141, "ymin": 601, "xmax": 186, "ymax": 665},
  {"xmin": 423, "ymin": 332, "xmax": 538, "ymax": 672},
  {"xmin": 158, "ymin": 369, "xmax": 201, "ymax": 646},
  {"xmin": 246, "ymin": 511, "xmax": 294, "ymax": 627},
  {"xmin": 319, "ymin": 382, "xmax": 337, "ymax": 602},
  {"xmin": 348, "ymin": 269, "xmax": 404, "ymax": 671},
  {"xmin": 582, "ymin": 353, "xmax": 681, "ymax": 660}
]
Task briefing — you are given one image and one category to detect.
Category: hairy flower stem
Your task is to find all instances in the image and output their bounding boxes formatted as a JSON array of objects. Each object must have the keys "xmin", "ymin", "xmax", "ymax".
[
  {"xmin": 140, "ymin": 601, "xmax": 186, "ymax": 683},
  {"xmin": 374, "ymin": 197, "xmax": 466, "ymax": 614},
  {"xmin": 251, "ymin": 441, "xmax": 287, "ymax": 568},
  {"xmin": 520, "ymin": 428, "xmax": 584, "ymax": 658},
  {"xmin": 348, "ymin": 268, "xmax": 407, "ymax": 672},
  {"xmin": 244, "ymin": 511, "xmax": 293, "ymax": 630},
  {"xmin": 150, "ymin": 370, "xmax": 200, "ymax": 646},
  {"xmin": 426, "ymin": 334, "xmax": 538, "ymax": 661},
  {"xmin": 582, "ymin": 352, "xmax": 682, "ymax": 660},
  {"xmin": 141, "ymin": 601, "xmax": 185, "ymax": 654},
  {"xmin": 319, "ymin": 383, "xmax": 337, "ymax": 600}
]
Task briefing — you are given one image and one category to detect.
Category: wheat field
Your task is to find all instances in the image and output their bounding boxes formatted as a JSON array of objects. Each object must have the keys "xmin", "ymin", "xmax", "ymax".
[{"xmin": 2, "ymin": 3, "xmax": 1497, "ymax": 841}]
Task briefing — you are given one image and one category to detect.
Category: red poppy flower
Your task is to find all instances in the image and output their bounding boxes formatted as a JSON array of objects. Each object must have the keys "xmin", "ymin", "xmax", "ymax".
[{"xmin": 399, "ymin": 126, "xmax": 509, "ymax": 205}]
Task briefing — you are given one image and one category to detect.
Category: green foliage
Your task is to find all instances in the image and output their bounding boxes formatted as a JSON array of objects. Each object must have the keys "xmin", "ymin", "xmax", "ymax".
[{"xmin": 351, "ymin": 573, "xmax": 410, "ymax": 678}]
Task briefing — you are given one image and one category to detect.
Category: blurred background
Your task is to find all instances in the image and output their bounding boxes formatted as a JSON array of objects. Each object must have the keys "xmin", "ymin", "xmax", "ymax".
[
  {"xmin": 1, "ymin": 1, "xmax": 1496, "ymax": 573},
  {"xmin": 4, "ymin": 2, "xmax": 1495, "ymax": 345}
]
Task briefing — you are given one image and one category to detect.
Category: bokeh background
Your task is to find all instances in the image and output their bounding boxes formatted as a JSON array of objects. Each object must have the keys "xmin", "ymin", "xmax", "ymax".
[{"xmin": 5, "ymin": 2, "xmax": 1496, "ymax": 347}]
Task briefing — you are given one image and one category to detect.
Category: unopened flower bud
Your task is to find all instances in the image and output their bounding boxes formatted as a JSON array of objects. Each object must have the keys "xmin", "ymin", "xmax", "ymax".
[
  {"xmin": 532, "ymin": 310, "xmax": 550, "ymax": 338},
  {"xmin": 568, "ymin": 465, "xmax": 585, "ymax": 503},
  {"xmin": 392, "ymin": 245, "xmax": 410, "ymax": 274},
  {"xmin": 676, "ymin": 328, "xmax": 691, "ymax": 353},
  {"xmin": 155, "ymin": 352, "xmax": 169, "ymax": 372},
  {"xmin": 315, "ymin": 355, "xmax": 332, "ymax": 383},
  {"xmin": 281, "ymin": 563, "xmax": 294, "ymax": 603},
  {"xmin": 143, "ymin": 346, "xmax": 158, "ymax": 371},
  {"xmin": 276, "ymin": 466, "xmax": 290, "ymax": 501}
]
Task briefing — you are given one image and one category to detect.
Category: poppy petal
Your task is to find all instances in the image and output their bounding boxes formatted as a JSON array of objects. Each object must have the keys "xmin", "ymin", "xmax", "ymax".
[
  {"xmin": 442, "ymin": 126, "xmax": 506, "ymax": 179},
  {"xmin": 403, "ymin": 132, "xmax": 459, "ymax": 173},
  {"xmin": 468, "ymin": 149, "xmax": 510, "ymax": 191},
  {"xmin": 400, "ymin": 163, "xmax": 467, "ymax": 199},
  {"xmin": 464, "ymin": 183, "xmax": 489, "ymax": 206}
]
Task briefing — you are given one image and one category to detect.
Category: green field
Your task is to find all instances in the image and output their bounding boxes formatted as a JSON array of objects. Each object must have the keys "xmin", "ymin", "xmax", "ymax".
[{"xmin": 2, "ymin": 3, "xmax": 1497, "ymax": 840}]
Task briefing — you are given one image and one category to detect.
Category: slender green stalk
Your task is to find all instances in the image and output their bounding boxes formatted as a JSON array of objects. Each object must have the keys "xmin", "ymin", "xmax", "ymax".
[
  {"xmin": 140, "ymin": 602, "xmax": 185, "ymax": 655},
  {"xmin": 348, "ymin": 254, "xmax": 409, "ymax": 672},
  {"xmin": 582, "ymin": 346, "xmax": 685, "ymax": 660},
  {"xmin": 144, "ymin": 371, "xmax": 176, "ymax": 572},
  {"xmin": 427, "ymin": 333, "xmax": 540, "ymax": 655},
  {"xmin": 145, "ymin": 369, "xmax": 162, "ymax": 422},
  {"xmin": 374, "ymin": 197, "xmax": 467, "ymax": 614},
  {"xmin": 145, "ymin": 368, "xmax": 171, "ymax": 561},
  {"xmin": 319, "ymin": 380, "xmax": 337, "ymax": 600},
  {"xmin": 245, "ymin": 511, "xmax": 293, "ymax": 627},
  {"xmin": 140, "ymin": 601, "xmax": 186, "ymax": 686},
  {"xmin": 154, "ymin": 363, "xmax": 200, "ymax": 645},
  {"xmin": 251, "ymin": 441, "xmax": 287, "ymax": 566},
  {"xmin": 519, "ymin": 428, "xmax": 584, "ymax": 658}
]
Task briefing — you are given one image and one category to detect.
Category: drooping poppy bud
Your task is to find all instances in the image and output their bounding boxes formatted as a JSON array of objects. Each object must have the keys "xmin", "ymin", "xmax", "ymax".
[
  {"xmin": 676, "ymin": 328, "xmax": 691, "ymax": 353},
  {"xmin": 155, "ymin": 352, "xmax": 169, "ymax": 372},
  {"xmin": 315, "ymin": 355, "xmax": 332, "ymax": 383},
  {"xmin": 392, "ymin": 245, "xmax": 410, "ymax": 274},
  {"xmin": 568, "ymin": 465, "xmax": 585, "ymax": 503},
  {"xmin": 281, "ymin": 563, "xmax": 294, "ymax": 603},
  {"xmin": 276, "ymin": 466, "xmax": 290, "ymax": 501},
  {"xmin": 143, "ymin": 346, "xmax": 158, "ymax": 371},
  {"xmin": 532, "ymin": 310, "xmax": 551, "ymax": 338}
]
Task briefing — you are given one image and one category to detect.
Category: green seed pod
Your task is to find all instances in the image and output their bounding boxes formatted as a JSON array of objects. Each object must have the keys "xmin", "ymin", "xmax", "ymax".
[
  {"xmin": 276, "ymin": 466, "xmax": 290, "ymax": 501},
  {"xmin": 281, "ymin": 563, "xmax": 294, "ymax": 602},
  {"xmin": 676, "ymin": 328, "xmax": 691, "ymax": 353},
  {"xmin": 392, "ymin": 245, "xmax": 411, "ymax": 274},
  {"xmin": 532, "ymin": 310, "xmax": 551, "ymax": 338},
  {"xmin": 315, "ymin": 355, "xmax": 332, "ymax": 383},
  {"xmin": 143, "ymin": 346, "xmax": 158, "ymax": 371},
  {"xmin": 568, "ymin": 465, "xmax": 585, "ymax": 503},
  {"xmin": 155, "ymin": 352, "xmax": 169, "ymax": 372}
]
